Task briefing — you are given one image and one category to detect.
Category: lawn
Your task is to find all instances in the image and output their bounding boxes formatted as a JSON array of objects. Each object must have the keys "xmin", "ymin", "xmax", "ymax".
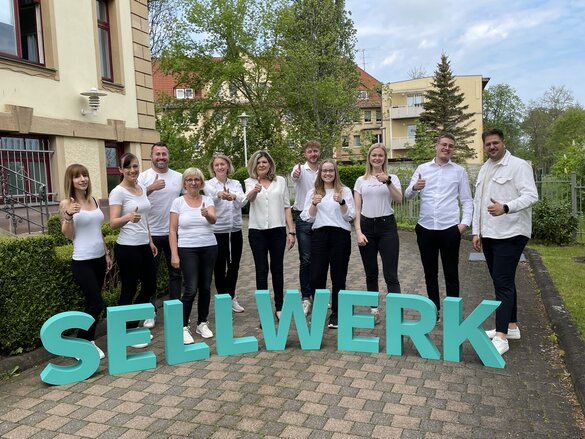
[{"xmin": 529, "ymin": 244, "xmax": 585, "ymax": 339}]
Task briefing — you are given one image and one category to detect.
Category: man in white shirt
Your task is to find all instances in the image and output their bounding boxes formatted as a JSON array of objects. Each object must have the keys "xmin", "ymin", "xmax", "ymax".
[
  {"xmin": 137, "ymin": 142, "xmax": 183, "ymax": 328},
  {"xmin": 405, "ymin": 133, "xmax": 473, "ymax": 323},
  {"xmin": 472, "ymin": 128, "xmax": 538, "ymax": 355},
  {"xmin": 290, "ymin": 140, "xmax": 321, "ymax": 315}
]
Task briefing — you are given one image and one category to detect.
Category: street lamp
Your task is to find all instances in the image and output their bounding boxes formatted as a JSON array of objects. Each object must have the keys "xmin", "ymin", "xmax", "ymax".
[{"xmin": 238, "ymin": 112, "xmax": 249, "ymax": 164}]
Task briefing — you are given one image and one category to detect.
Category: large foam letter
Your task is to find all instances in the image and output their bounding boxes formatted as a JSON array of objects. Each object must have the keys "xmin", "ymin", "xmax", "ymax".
[
  {"xmin": 215, "ymin": 294, "xmax": 258, "ymax": 356},
  {"xmin": 443, "ymin": 297, "xmax": 504, "ymax": 368},
  {"xmin": 40, "ymin": 311, "xmax": 100, "ymax": 385},
  {"xmin": 107, "ymin": 303, "xmax": 156, "ymax": 375},
  {"xmin": 163, "ymin": 300, "xmax": 210, "ymax": 365},
  {"xmin": 338, "ymin": 290, "xmax": 379, "ymax": 353},
  {"xmin": 386, "ymin": 293, "xmax": 440, "ymax": 360}
]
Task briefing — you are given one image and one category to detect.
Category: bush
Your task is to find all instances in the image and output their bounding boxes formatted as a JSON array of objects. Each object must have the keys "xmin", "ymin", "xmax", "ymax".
[
  {"xmin": 47, "ymin": 214, "xmax": 69, "ymax": 246},
  {"xmin": 338, "ymin": 164, "xmax": 365, "ymax": 188},
  {"xmin": 532, "ymin": 198, "xmax": 578, "ymax": 245}
]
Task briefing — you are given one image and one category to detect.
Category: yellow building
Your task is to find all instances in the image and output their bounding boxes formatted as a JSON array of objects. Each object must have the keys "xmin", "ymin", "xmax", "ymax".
[{"xmin": 0, "ymin": 0, "xmax": 158, "ymax": 228}]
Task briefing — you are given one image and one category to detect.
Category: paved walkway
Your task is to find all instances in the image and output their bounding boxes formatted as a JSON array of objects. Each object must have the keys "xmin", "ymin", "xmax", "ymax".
[{"xmin": 1, "ymin": 228, "xmax": 583, "ymax": 438}]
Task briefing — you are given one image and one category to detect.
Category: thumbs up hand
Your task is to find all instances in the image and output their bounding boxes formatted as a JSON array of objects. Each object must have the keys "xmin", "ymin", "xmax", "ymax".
[
  {"xmin": 129, "ymin": 206, "xmax": 141, "ymax": 223},
  {"xmin": 293, "ymin": 163, "xmax": 302, "ymax": 179},
  {"xmin": 413, "ymin": 173, "xmax": 426, "ymax": 191},
  {"xmin": 201, "ymin": 201, "xmax": 208, "ymax": 218},
  {"xmin": 150, "ymin": 173, "xmax": 165, "ymax": 191},
  {"xmin": 487, "ymin": 198, "xmax": 506, "ymax": 216},
  {"xmin": 69, "ymin": 197, "xmax": 81, "ymax": 215}
]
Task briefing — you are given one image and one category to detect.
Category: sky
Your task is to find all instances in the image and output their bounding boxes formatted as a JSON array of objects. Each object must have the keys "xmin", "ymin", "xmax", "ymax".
[{"xmin": 345, "ymin": 0, "xmax": 585, "ymax": 106}]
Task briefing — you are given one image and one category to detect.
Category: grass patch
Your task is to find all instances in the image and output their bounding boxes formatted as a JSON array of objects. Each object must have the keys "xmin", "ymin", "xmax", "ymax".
[{"xmin": 529, "ymin": 244, "xmax": 585, "ymax": 339}]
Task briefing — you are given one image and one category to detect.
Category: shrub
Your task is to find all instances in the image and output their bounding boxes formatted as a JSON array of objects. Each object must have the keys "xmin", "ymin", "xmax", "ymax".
[
  {"xmin": 338, "ymin": 164, "xmax": 365, "ymax": 188},
  {"xmin": 532, "ymin": 198, "xmax": 578, "ymax": 245},
  {"xmin": 47, "ymin": 214, "xmax": 69, "ymax": 246}
]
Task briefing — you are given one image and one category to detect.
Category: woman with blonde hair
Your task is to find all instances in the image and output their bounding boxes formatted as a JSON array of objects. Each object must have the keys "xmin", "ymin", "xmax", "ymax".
[
  {"xmin": 353, "ymin": 144, "xmax": 402, "ymax": 322},
  {"xmin": 245, "ymin": 150, "xmax": 295, "ymax": 320},
  {"xmin": 204, "ymin": 153, "xmax": 246, "ymax": 312},
  {"xmin": 61, "ymin": 164, "xmax": 112, "ymax": 359},
  {"xmin": 301, "ymin": 159, "xmax": 355, "ymax": 328},
  {"xmin": 170, "ymin": 167, "xmax": 217, "ymax": 343}
]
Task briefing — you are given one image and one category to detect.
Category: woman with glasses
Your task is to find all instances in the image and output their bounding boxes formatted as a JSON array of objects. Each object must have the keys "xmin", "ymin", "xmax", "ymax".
[
  {"xmin": 300, "ymin": 159, "xmax": 355, "ymax": 329},
  {"xmin": 169, "ymin": 168, "xmax": 217, "ymax": 343}
]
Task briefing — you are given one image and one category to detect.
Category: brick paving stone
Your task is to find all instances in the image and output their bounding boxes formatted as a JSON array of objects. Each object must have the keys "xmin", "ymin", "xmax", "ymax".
[
  {"xmin": 323, "ymin": 418, "xmax": 353, "ymax": 433},
  {"xmin": 3, "ymin": 425, "xmax": 41, "ymax": 438},
  {"xmin": 280, "ymin": 424, "xmax": 313, "ymax": 439},
  {"xmin": 371, "ymin": 424, "xmax": 403, "ymax": 438}
]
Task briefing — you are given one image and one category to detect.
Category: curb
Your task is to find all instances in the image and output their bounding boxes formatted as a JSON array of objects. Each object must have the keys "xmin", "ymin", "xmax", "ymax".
[{"xmin": 525, "ymin": 247, "xmax": 585, "ymax": 416}]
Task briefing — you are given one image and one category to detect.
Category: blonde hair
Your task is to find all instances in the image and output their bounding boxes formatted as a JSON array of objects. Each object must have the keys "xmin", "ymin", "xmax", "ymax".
[
  {"xmin": 208, "ymin": 153, "xmax": 234, "ymax": 177},
  {"xmin": 64, "ymin": 164, "xmax": 92, "ymax": 202},
  {"xmin": 364, "ymin": 143, "xmax": 388, "ymax": 179},
  {"xmin": 247, "ymin": 150, "xmax": 276, "ymax": 181},
  {"xmin": 182, "ymin": 167, "xmax": 206, "ymax": 189},
  {"xmin": 314, "ymin": 159, "xmax": 344, "ymax": 197}
]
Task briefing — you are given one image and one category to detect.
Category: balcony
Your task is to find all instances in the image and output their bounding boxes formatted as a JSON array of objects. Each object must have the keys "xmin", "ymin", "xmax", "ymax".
[
  {"xmin": 390, "ymin": 137, "xmax": 415, "ymax": 150},
  {"xmin": 390, "ymin": 105, "xmax": 424, "ymax": 119}
]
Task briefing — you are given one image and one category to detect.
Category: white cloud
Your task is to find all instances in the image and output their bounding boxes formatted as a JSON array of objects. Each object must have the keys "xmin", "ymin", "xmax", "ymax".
[
  {"xmin": 418, "ymin": 39, "xmax": 436, "ymax": 49},
  {"xmin": 381, "ymin": 52, "xmax": 402, "ymax": 66}
]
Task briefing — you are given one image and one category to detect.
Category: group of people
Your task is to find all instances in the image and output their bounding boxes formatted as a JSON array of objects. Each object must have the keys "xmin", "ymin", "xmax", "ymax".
[{"xmin": 61, "ymin": 127, "xmax": 537, "ymax": 361}]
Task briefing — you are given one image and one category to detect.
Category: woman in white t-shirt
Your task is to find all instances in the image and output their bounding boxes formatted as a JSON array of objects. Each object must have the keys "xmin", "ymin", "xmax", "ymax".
[
  {"xmin": 353, "ymin": 144, "xmax": 403, "ymax": 321},
  {"xmin": 244, "ymin": 150, "xmax": 295, "ymax": 320},
  {"xmin": 204, "ymin": 153, "xmax": 246, "ymax": 313},
  {"xmin": 170, "ymin": 167, "xmax": 218, "ymax": 343},
  {"xmin": 301, "ymin": 159, "xmax": 355, "ymax": 329},
  {"xmin": 60, "ymin": 164, "xmax": 112, "ymax": 360},
  {"xmin": 109, "ymin": 153, "xmax": 158, "ymax": 343}
]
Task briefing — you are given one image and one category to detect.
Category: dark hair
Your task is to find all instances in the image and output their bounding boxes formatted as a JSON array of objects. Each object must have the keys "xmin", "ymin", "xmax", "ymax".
[
  {"xmin": 482, "ymin": 128, "xmax": 504, "ymax": 142},
  {"xmin": 119, "ymin": 152, "xmax": 138, "ymax": 169},
  {"xmin": 64, "ymin": 164, "xmax": 92, "ymax": 201},
  {"xmin": 151, "ymin": 141, "xmax": 168, "ymax": 152},
  {"xmin": 437, "ymin": 132, "xmax": 455, "ymax": 144}
]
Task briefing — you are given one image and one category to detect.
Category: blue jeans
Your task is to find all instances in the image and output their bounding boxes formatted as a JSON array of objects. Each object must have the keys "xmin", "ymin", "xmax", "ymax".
[
  {"xmin": 295, "ymin": 214, "xmax": 313, "ymax": 299},
  {"xmin": 178, "ymin": 245, "xmax": 218, "ymax": 326},
  {"xmin": 482, "ymin": 235, "xmax": 529, "ymax": 334}
]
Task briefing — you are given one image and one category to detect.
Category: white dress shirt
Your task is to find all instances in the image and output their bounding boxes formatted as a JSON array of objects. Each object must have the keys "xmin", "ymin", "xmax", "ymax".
[
  {"xmin": 245, "ymin": 176, "xmax": 291, "ymax": 230},
  {"xmin": 354, "ymin": 175, "xmax": 401, "ymax": 218},
  {"xmin": 300, "ymin": 187, "xmax": 355, "ymax": 231},
  {"xmin": 291, "ymin": 162, "xmax": 318, "ymax": 211},
  {"xmin": 204, "ymin": 177, "xmax": 247, "ymax": 233},
  {"xmin": 404, "ymin": 159, "xmax": 473, "ymax": 230},
  {"xmin": 472, "ymin": 150, "xmax": 538, "ymax": 239}
]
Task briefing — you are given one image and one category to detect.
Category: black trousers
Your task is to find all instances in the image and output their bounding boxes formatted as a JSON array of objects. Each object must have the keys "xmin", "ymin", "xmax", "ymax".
[
  {"xmin": 115, "ymin": 243, "xmax": 157, "ymax": 328},
  {"xmin": 248, "ymin": 227, "xmax": 286, "ymax": 311},
  {"xmin": 482, "ymin": 235, "xmax": 529, "ymax": 334},
  {"xmin": 71, "ymin": 256, "xmax": 106, "ymax": 341},
  {"xmin": 310, "ymin": 227, "xmax": 351, "ymax": 314},
  {"xmin": 415, "ymin": 224, "xmax": 461, "ymax": 311},
  {"xmin": 152, "ymin": 235, "xmax": 182, "ymax": 302},
  {"xmin": 213, "ymin": 231, "xmax": 243, "ymax": 298}
]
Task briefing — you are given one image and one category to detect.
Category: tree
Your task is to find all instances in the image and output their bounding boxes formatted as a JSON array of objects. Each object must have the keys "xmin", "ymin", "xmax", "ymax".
[
  {"xmin": 540, "ymin": 85, "xmax": 574, "ymax": 118},
  {"xmin": 407, "ymin": 65, "xmax": 427, "ymax": 79},
  {"xmin": 406, "ymin": 120, "xmax": 435, "ymax": 164},
  {"xmin": 418, "ymin": 53, "xmax": 477, "ymax": 160},
  {"xmin": 148, "ymin": 0, "xmax": 187, "ymax": 58},
  {"xmin": 483, "ymin": 83, "xmax": 525, "ymax": 153}
]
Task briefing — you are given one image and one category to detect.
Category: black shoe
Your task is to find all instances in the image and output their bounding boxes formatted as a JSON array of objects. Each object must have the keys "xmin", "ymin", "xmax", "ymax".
[{"xmin": 328, "ymin": 313, "xmax": 338, "ymax": 329}]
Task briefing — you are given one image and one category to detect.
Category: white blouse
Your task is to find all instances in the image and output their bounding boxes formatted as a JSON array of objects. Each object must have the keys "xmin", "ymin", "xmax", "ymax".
[
  {"xmin": 245, "ymin": 176, "xmax": 290, "ymax": 230},
  {"xmin": 300, "ymin": 187, "xmax": 355, "ymax": 232},
  {"xmin": 204, "ymin": 177, "xmax": 247, "ymax": 233}
]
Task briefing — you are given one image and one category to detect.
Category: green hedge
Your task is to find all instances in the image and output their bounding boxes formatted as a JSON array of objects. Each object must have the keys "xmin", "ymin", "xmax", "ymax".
[{"xmin": 532, "ymin": 198, "xmax": 578, "ymax": 245}]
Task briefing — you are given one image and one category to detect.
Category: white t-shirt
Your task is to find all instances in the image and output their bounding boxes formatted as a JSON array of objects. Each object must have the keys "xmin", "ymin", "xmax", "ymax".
[
  {"xmin": 204, "ymin": 177, "xmax": 246, "ymax": 233},
  {"xmin": 170, "ymin": 195, "xmax": 217, "ymax": 248},
  {"xmin": 244, "ymin": 176, "xmax": 290, "ymax": 230},
  {"xmin": 109, "ymin": 184, "xmax": 151, "ymax": 246},
  {"xmin": 137, "ymin": 168, "xmax": 183, "ymax": 236},
  {"xmin": 354, "ymin": 175, "xmax": 401, "ymax": 218},
  {"xmin": 300, "ymin": 187, "xmax": 355, "ymax": 232}
]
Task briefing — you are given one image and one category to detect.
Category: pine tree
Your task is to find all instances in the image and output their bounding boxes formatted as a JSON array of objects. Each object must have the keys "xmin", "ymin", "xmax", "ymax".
[
  {"xmin": 418, "ymin": 53, "xmax": 477, "ymax": 160},
  {"xmin": 406, "ymin": 120, "xmax": 435, "ymax": 164}
]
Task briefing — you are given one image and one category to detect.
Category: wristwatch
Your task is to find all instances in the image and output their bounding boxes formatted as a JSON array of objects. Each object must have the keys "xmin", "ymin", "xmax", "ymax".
[
  {"xmin": 385, "ymin": 178, "xmax": 392, "ymax": 186},
  {"xmin": 339, "ymin": 199, "xmax": 346, "ymax": 206},
  {"xmin": 503, "ymin": 204, "xmax": 509, "ymax": 214}
]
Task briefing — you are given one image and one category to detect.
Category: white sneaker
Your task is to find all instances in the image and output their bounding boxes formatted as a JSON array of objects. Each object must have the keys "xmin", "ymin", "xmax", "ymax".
[
  {"xmin": 131, "ymin": 334, "xmax": 154, "ymax": 349},
  {"xmin": 302, "ymin": 299, "xmax": 312, "ymax": 316},
  {"xmin": 143, "ymin": 317, "xmax": 156, "ymax": 329},
  {"xmin": 183, "ymin": 327, "xmax": 195, "ymax": 345},
  {"xmin": 232, "ymin": 298, "xmax": 245, "ymax": 313},
  {"xmin": 196, "ymin": 322, "xmax": 214, "ymax": 338},
  {"xmin": 486, "ymin": 327, "xmax": 521, "ymax": 340},
  {"xmin": 370, "ymin": 308, "xmax": 380, "ymax": 324},
  {"xmin": 91, "ymin": 341, "xmax": 105, "ymax": 360},
  {"xmin": 492, "ymin": 336, "xmax": 509, "ymax": 355}
]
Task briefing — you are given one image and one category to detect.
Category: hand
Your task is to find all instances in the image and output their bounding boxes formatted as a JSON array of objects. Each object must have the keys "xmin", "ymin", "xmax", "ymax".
[
  {"xmin": 105, "ymin": 254, "xmax": 113, "ymax": 272},
  {"xmin": 68, "ymin": 198, "xmax": 81, "ymax": 215},
  {"xmin": 487, "ymin": 198, "xmax": 505, "ymax": 216},
  {"xmin": 220, "ymin": 185, "xmax": 234, "ymax": 201},
  {"xmin": 150, "ymin": 241, "xmax": 158, "ymax": 257},
  {"xmin": 171, "ymin": 255, "xmax": 180, "ymax": 269},
  {"xmin": 357, "ymin": 231, "xmax": 368, "ymax": 246},
  {"xmin": 201, "ymin": 201, "xmax": 209, "ymax": 218},
  {"xmin": 472, "ymin": 235, "xmax": 482, "ymax": 252},
  {"xmin": 333, "ymin": 192, "xmax": 342, "ymax": 203},
  {"xmin": 457, "ymin": 224, "xmax": 468, "ymax": 235},
  {"xmin": 293, "ymin": 163, "xmax": 301, "ymax": 179},
  {"xmin": 128, "ymin": 207, "xmax": 141, "ymax": 223},
  {"xmin": 413, "ymin": 173, "xmax": 426, "ymax": 191},
  {"xmin": 254, "ymin": 182, "xmax": 262, "ymax": 193},
  {"xmin": 150, "ymin": 174, "xmax": 165, "ymax": 192},
  {"xmin": 375, "ymin": 173, "xmax": 389, "ymax": 184},
  {"xmin": 312, "ymin": 194, "xmax": 323, "ymax": 205},
  {"xmin": 287, "ymin": 233, "xmax": 295, "ymax": 250}
]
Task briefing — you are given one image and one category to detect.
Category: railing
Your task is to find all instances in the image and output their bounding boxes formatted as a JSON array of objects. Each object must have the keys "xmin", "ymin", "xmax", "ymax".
[
  {"xmin": 0, "ymin": 164, "xmax": 50, "ymax": 234},
  {"xmin": 390, "ymin": 105, "xmax": 424, "ymax": 119}
]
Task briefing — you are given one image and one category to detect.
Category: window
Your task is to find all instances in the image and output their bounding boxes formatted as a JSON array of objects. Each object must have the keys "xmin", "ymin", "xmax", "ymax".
[
  {"xmin": 105, "ymin": 142, "xmax": 124, "ymax": 194},
  {"xmin": 184, "ymin": 88, "xmax": 194, "ymax": 99},
  {"xmin": 175, "ymin": 88, "xmax": 185, "ymax": 99},
  {"xmin": 407, "ymin": 93, "xmax": 424, "ymax": 107},
  {"xmin": 342, "ymin": 136, "xmax": 349, "ymax": 149},
  {"xmin": 353, "ymin": 135, "xmax": 361, "ymax": 147},
  {"xmin": 364, "ymin": 110, "xmax": 372, "ymax": 123},
  {"xmin": 357, "ymin": 90, "xmax": 368, "ymax": 100},
  {"xmin": 96, "ymin": 0, "xmax": 113, "ymax": 81},
  {"xmin": 0, "ymin": 0, "xmax": 44, "ymax": 64},
  {"xmin": 374, "ymin": 133, "xmax": 383, "ymax": 143},
  {"xmin": 407, "ymin": 124, "xmax": 416, "ymax": 138},
  {"xmin": 376, "ymin": 110, "xmax": 382, "ymax": 123}
]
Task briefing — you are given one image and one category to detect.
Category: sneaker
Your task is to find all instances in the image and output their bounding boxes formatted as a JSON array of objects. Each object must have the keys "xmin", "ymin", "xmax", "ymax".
[
  {"xmin": 370, "ymin": 308, "xmax": 380, "ymax": 324},
  {"xmin": 183, "ymin": 327, "xmax": 195, "ymax": 345},
  {"xmin": 492, "ymin": 336, "xmax": 509, "ymax": 355},
  {"xmin": 143, "ymin": 316, "xmax": 156, "ymax": 329},
  {"xmin": 131, "ymin": 334, "xmax": 154, "ymax": 349},
  {"xmin": 91, "ymin": 341, "xmax": 105, "ymax": 360},
  {"xmin": 196, "ymin": 321, "xmax": 214, "ymax": 338},
  {"xmin": 486, "ymin": 327, "xmax": 521, "ymax": 340},
  {"xmin": 232, "ymin": 298, "xmax": 245, "ymax": 313},
  {"xmin": 328, "ymin": 313, "xmax": 338, "ymax": 329},
  {"xmin": 302, "ymin": 299, "xmax": 312, "ymax": 316}
]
